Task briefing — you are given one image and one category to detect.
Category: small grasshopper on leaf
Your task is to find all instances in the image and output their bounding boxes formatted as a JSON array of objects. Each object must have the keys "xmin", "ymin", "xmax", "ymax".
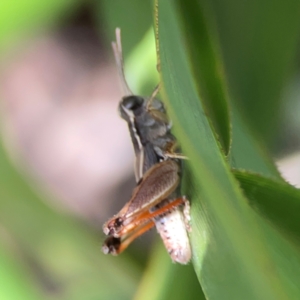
[{"xmin": 102, "ymin": 28, "xmax": 191, "ymax": 264}]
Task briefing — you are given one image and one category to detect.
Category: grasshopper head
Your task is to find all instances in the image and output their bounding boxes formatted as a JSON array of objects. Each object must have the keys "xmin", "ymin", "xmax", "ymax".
[{"xmin": 119, "ymin": 95, "xmax": 144, "ymax": 120}]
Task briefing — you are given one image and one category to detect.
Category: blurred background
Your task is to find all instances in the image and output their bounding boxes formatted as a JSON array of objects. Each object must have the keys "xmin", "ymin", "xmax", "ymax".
[
  {"xmin": 0, "ymin": 0, "xmax": 157, "ymax": 225},
  {"xmin": 1, "ymin": 0, "xmax": 300, "ymax": 299}
]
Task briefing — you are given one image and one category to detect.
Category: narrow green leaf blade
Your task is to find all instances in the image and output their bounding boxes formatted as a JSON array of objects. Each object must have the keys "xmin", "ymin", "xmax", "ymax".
[
  {"xmin": 208, "ymin": 0, "xmax": 300, "ymax": 144},
  {"xmin": 230, "ymin": 107, "xmax": 281, "ymax": 178},
  {"xmin": 233, "ymin": 169, "xmax": 300, "ymax": 246},
  {"xmin": 234, "ymin": 169, "xmax": 300, "ymax": 297},
  {"xmin": 174, "ymin": 0, "xmax": 231, "ymax": 155},
  {"xmin": 156, "ymin": 0, "xmax": 296, "ymax": 298},
  {"xmin": 134, "ymin": 242, "xmax": 205, "ymax": 300}
]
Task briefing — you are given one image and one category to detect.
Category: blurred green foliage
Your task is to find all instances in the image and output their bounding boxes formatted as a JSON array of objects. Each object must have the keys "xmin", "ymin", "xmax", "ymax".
[
  {"xmin": 0, "ymin": 0, "xmax": 81, "ymax": 54},
  {"xmin": 1, "ymin": 0, "xmax": 300, "ymax": 299},
  {"xmin": 208, "ymin": 0, "xmax": 300, "ymax": 147}
]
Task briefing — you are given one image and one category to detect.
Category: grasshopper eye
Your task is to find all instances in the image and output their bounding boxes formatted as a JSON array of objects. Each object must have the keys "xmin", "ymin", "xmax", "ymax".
[
  {"xmin": 115, "ymin": 217, "xmax": 123, "ymax": 228},
  {"xmin": 122, "ymin": 96, "xmax": 144, "ymax": 111}
]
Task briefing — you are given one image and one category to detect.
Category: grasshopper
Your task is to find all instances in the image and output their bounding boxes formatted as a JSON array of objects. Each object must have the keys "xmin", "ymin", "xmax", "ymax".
[{"xmin": 102, "ymin": 28, "xmax": 191, "ymax": 264}]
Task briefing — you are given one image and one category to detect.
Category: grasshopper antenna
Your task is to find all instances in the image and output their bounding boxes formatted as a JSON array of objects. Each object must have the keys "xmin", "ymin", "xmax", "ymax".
[
  {"xmin": 146, "ymin": 83, "xmax": 161, "ymax": 111},
  {"xmin": 112, "ymin": 28, "xmax": 133, "ymax": 95}
]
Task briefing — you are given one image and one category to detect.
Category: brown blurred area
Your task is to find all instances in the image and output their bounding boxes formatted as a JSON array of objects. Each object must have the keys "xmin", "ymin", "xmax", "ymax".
[{"xmin": 0, "ymin": 7, "xmax": 136, "ymax": 227}]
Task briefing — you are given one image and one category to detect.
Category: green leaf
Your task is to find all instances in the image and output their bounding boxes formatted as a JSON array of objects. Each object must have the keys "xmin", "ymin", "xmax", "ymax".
[
  {"xmin": 134, "ymin": 242, "xmax": 205, "ymax": 300},
  {"xmin": 207, "ymin": 0, "xmax": 300, "ymax": 145},
  {"xmin": 155, "ymin": 0, "xmax": 300, "ymax": 299},
  {"xmin": 233, "ymin": 169, "xmax": 300, "ymax": 246},
  {"xmin": 234, "ymin": 169, "xmax": 300, "ymax": 297},
  {"xmin": 230, "ymin": 106, "xmax": 281, "ymax": 178},
  {"xmin": 174, "ymin": 0, "xmax": 231, "ymax": 155}
]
